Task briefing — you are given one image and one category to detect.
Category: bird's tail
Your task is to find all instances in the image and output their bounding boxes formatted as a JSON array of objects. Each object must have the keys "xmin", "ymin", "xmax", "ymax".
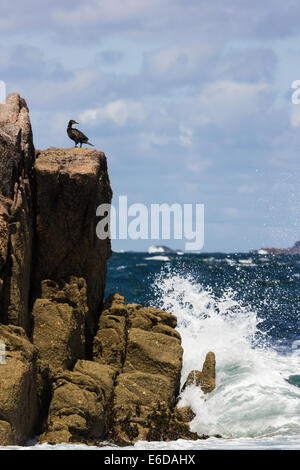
[{"xmin": 86, "ymin": 141, "xmax": 94, "ymax": 146}]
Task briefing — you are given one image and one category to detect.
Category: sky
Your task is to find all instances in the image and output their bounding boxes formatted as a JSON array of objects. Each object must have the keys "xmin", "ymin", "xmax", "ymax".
[{"xmin": 1, "ymin": 0, "xmax": 300, "ymax": 252}]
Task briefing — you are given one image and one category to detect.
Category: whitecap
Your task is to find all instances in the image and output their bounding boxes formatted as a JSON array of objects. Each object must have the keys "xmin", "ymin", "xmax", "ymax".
[
  {"xmin": 151, "ymin": 269, "xmax": 300, "ymax": 439},
  {"xmin": 239, "ymin": 258, "xmax": 254, "ymax": 264}
]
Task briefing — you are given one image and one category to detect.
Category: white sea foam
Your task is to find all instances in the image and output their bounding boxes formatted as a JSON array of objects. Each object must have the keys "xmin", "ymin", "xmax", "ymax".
[
  {"xmin": 144, "ymin": 256, "xmax": 170, "ymax": 261},
  {"xmin": 224, "ymin": 258, "xmax": 237, "ymax": 266},
  {"xmin": 238, "ymin": 258, "xmax": 256, "ymax": 266},
  {"xmin": 2, "ymin": 435, "xmax": 300, "ymax": 450},
  {"xmin": 151, "ymin": 270, "xmax": 300, "ymax": 439}
]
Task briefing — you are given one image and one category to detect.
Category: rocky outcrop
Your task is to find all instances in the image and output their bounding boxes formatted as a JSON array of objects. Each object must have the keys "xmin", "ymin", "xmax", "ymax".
[
  {"xmin": 39, "ymin": 294, "xmax": 184, "ymax": 445},
  {"xmin": 0, "ymin": 93, "xmax": 217, "ymax": 446},
  {"xmin": 166, "ymin": 352, "xmax": 216, "ymax": 441},
  {"xmin": 0, "ymin": 94, "xmax": 114, "ymax": 445},
  {"xmin": 182, "ymin": 351, "xmax": 216, "ymax": 394},
  {"xmin": 164, "ymin": 406, "xmax": 199, "ymax": 441},
  {"xmin": 33, "ymin": 147, "xmax": 112, "ymax": 352},
  {"xmin": 32, "ymin": 277, "xmax": 87, "ymax": 371},
  {"xmin": 0, "ymin": 94, "xmax": 35, "ymax": 333},
  {"xmin": 0, "ymin": 324, "xmax": 38, "ymax": 445},
  {"xmin": 0, "ymin": 93, "xmax": 34, "ymax": 164},
  {"xmin": 93, "ymin": 293, "xmax": 127, "ymax": 369},
  {"xmin": 40, "ymin": 360, "xmax": 116, "ymax": 445},
  {"xmin": 93, "ymin": 294, "xmax": 183, "ymax": 445}
]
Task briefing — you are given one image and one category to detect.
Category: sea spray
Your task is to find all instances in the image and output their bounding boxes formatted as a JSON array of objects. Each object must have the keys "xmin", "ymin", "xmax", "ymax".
[{"xmin": 151, "ymin": 268, "xmax": 300, "ymax": 438}]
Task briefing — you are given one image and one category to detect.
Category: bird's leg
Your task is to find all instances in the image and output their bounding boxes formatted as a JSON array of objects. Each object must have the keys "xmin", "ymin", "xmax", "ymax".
[{"xmin": 80, "ymin": 143, "xmax": 82, "ymax": 148}]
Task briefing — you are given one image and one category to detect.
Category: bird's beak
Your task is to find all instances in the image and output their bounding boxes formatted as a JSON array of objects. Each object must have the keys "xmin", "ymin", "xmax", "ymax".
[{"xmin": 74, "ymin": 121, "xmax": 79, "ymax": 124}]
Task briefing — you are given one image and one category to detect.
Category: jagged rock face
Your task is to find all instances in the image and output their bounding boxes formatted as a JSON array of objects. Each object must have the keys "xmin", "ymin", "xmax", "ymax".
[
  {"xmin": 32, "ymin": 277, "xmax": 87, "ymax": 372},
  {"xmin": 0, "ymin": 93, "xmax": 34, "ymax": 166},
  {"xmin": 34, "ymin": 147, "xmax": 112, "ymax": 351},
  {"xmin": 0, "ymin": 94, "xmax": 218, "ymax": 446},
  {"xmin": 93, "ymin": 293, "xmax": 128, "ymax": 369},
  {"xmin": 40, "ymin": 294, "xmax": 184, "ymax": 445},
  {"xmin": 164, "ymin": 352, "xmax": 217, "ymax": 442},
  {"xmin": 182, "ymin": 351, "xmax": 216, "ymax": 394},
  {"xmin": 164, "ymin": 406, "xmax": 199, "ymax": 441},
  {"xmin": 39, "ymin": 360, "xmax": 117, "ymax": 445},
  {"xmin": 0, "ymin": 94, "xmax": 35, "ymax": 333},
  {"xmin": 40, "ymin": 294, "xmax": 183, "ymax": 445},
  {"xmin": 93, "ymin": 294, "xmax": 183, "ymax": 445},
  {"xmin": 0, "ymin": 202, "xmax": 9, "ymax": 278},
  {"xmin": 0, "ymin": 324, "xmax": 38, "ymax": 445}
]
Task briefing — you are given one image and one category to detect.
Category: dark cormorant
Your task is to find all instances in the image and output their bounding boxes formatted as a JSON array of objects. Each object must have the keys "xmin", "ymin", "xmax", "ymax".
[{"xmin": 67, "ymin": 120, "xmax": 94, "ymax": 148}]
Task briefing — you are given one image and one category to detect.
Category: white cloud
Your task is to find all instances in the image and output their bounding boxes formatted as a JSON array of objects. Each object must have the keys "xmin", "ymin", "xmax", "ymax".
[{"xmin": 79, "ymin": 99, "xmax": 148, "ymax": 126}]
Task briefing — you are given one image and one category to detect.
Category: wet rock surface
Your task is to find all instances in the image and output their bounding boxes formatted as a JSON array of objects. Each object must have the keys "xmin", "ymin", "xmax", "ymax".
[
  {"xmin": 182, "ymin": 351, "xmax": 216, "ymax": 394},
  {"xmin": 166, "ymin": 352, "xmax": 216, "ymax": 441}
]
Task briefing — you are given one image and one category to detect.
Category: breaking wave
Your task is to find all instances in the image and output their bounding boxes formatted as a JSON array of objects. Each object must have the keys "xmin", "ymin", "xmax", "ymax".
[{"xmin": 151, "ymin": 269, "xmax": 300, "ymax": 439}]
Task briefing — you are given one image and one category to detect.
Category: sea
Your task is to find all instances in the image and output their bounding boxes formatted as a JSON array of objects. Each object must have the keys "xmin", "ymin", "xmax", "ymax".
[{"xmin": 2, "ymin": 250, "xmax": 300, "ymax": 450}]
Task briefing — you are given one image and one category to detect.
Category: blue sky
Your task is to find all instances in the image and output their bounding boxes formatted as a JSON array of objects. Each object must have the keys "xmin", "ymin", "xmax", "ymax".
[{"xmin": 1, "ymin": 0, "xmax": 300, "ymax": 252}]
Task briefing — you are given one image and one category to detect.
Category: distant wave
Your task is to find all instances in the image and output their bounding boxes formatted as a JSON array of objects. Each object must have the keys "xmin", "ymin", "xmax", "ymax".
[{"xmin": 144, "ymin": 255, "xmax": 170, "ymax": 261}]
